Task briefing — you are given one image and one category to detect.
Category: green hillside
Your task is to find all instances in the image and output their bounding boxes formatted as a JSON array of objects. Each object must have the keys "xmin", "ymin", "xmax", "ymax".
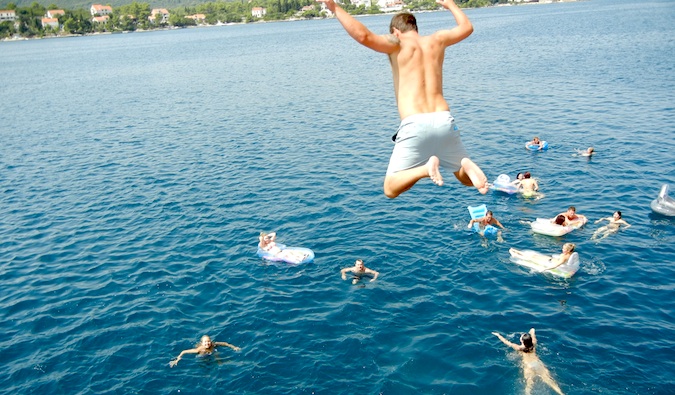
[{"xmin": 1, "ymin": 0, "xmax": 223, "ymax": 11}]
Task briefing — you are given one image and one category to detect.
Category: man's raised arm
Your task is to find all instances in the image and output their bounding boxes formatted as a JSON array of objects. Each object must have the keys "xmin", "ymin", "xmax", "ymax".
[
  {"xmin": 433, "ymin": 0, "xmax": 474, "ymax": 47},
  {"xmin": 317, "ymin": 0, "xmax": 398, "ymax": 54}
]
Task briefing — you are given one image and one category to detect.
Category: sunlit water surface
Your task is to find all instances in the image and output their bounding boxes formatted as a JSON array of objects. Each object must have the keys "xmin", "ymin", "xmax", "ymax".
[{"xmin": 1, "ymin": 0, "xmax": 674, "ymax": 393}]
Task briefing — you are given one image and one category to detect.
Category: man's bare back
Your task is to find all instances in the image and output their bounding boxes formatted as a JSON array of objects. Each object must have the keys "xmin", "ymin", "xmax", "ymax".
[{"xmin": 389, "ymin": 35, "xmax": 449, "ymax": 119}]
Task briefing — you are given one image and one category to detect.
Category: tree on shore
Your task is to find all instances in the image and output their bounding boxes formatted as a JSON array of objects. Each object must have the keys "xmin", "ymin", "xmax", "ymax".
[{"xmin": 2, "ymin": 0, "xmax": 494, "ymax": 39}]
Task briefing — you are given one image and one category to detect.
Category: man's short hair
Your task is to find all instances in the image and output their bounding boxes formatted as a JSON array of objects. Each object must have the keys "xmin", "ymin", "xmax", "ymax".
[{"xmin": 390, "ymin": 12, "xmax": 418, "ymax": 34}]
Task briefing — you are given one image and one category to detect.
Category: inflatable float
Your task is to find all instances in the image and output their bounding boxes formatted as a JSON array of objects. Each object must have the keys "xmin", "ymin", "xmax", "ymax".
[
  {"xmin": 257, "ymin": 244, "xmax": 315, "ymax": 265},
  {"xmin": 530, "ymin": 217, "xmax": 586, "ymax": 237},
  {"xmin": 651, "ymin": 184, "xmax": 675, "ymax": 216},
  {"xmin": 467, "ymin": 204, "xmax": 500, "ymax": 236},
  {"xmin": 525, "ymin": 141, "xmax": 549, "ymax": 151},
  {"xmin": 509, "ymin": 249, "xmax": 580, "ymax": 278},
  {"xmin": 491, "ymin": 174, "xmax": 519, "ymax": 194}
]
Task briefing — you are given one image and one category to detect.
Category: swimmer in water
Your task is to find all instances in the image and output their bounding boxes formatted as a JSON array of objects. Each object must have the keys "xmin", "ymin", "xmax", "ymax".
[
  {"xmin": 492, "ymin": 328, "xmax": 564, "ymax": 395},
  {"xmin": 169, "ymin": 335, "xmax": 240, "ymax": 367},
  {"xmin": 552, "ymin": 214, "xmax": 568, "ymax": 226},
  {"xmin": 259, "ymin": 232, "xmax": 309, "ymax": 263},
  {"xmin": 527, "ymin": 136, "xmax": 545, "ymax": 150},
  {"xmin": 591, "ymin": 211, "xmax": 631, "ymax": 240},
  {"xmin": 510, "ymin": 172, "xmax": 524, "ymax": 188},
  {"xmin": 554, "ymin": 206, "xmax": 587, "ymax": 227},
  {"xmin": 518, "ymin": 172, "xmax": 543, "ymax": 199},
  {"xmin": 341, "ymin": 259, "xmax": 379, "ymax": 284},
  {"xmin": 467, "ymin": 210, "xmax": 506, "ymax": 242}
]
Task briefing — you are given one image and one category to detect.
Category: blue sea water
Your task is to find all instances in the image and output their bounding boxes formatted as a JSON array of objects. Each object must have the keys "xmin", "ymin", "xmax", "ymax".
[{"xmin": 1, "ymin": 0, "xmax": 674, "ymax": 393}]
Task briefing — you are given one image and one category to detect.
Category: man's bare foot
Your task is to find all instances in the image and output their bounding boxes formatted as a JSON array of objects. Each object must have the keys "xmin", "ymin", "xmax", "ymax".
[
  {"xmin": 460, "ymin": 158, "xmax": 488, "ymax": 194},
  {"xmin": 427, "ymin": 156, "xmax": 443, "ymax": 186}
]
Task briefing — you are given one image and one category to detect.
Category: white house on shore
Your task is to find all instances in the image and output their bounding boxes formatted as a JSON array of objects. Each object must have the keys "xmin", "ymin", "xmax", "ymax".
[
  {"xmin": 186, "ymin": 13, "xmax": 206, "ymax": 23},
  {"xmin": 149, "ymin": 8, "xmax": 170, "ymax": 24},
  {"xmin": 41, "ymin": 17, "xmax": 59, "ymax": 29},
  {"xmin": 251, "ymin": 7, "xmax": 266, "ymax": 18},
  {"xmin": 0, "ymin": 9, "xmax": 16, "ymax": 22},
  {"xmin": 90, "ymin": 4, "xmax": 112, "ymax": 16},
  {"xmin": 47, "ymin": 9, "xmax": 65, "ymax": 18},
  {"xmin": 377, "ymin": 0, "xmax": 404, "ymax": 12},
  {"xmin": 92, "ymin": 15, "xmax": 109, "ymax": 23}
]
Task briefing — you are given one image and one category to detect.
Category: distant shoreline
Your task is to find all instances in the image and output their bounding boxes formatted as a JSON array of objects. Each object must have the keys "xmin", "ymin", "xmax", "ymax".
[{"xmin": 1, "ymin": 0, "xmax": 581, "ymax": 43}]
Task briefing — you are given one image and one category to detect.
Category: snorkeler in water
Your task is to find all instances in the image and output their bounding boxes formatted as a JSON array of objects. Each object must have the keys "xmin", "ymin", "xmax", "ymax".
[
  {"xmin": 492, "ymin": 328, "xmax": 564, "ymax": 395},
  {"xmin": 169, "ymin": 335, "xmax": 240, "ymax": 367}
]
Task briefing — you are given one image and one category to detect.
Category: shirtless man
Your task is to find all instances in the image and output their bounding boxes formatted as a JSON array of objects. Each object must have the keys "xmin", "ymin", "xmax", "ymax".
[
  {"xmin": 518, "ymin": 172, "xmax": 539, "ymax": 195},
  {"xmin": 492, "ymin": 328, "xmax": 564, "ymax": 395},
  {"xmin": 592, "ymin": 210, "xmax": 630, "ymax": 240},
  {"xmin": 169, "ymin": 335, "xmax": 240, "ymax": 367},
  {"xmin": 341, "ymin": 259, "xmax": 379, "ymax": 284},
  {"xmin": 555, "ymin": 206, "xmax": 587, "ymax": 227},
  {"xmin": 467, "ymin": 210, "xmax": 505, "ymax": 241},
  {"xmin": 318, "ymin": 0, "xmax": 488, "ymax": 198}
]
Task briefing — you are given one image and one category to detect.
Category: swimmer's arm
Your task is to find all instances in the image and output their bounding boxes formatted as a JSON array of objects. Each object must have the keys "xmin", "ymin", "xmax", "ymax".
[
  {"xmin": 542, "ymin": 255, "xmax": 567, "ymax": 271},
  {"xmin": 366, "ymin": 269, "xmax": 379, "ymax": 282},
  {"xmin": 529, "ymin": 328, "xmax": 537, "ymax": 346},
  {"xmin": 492, "ymin": 332, "xmax": 521, "ymax": 351},
  {"xmin": 467, "ymin": 219, "xmax": 476, "ymax": 228},
  {"xmin": 594, "ymin": 217, "xmax": 608, "ymax": 224},
  {"xmin": 318, "ymin": 0, "xmax": 399, "ymax": 54},
  {"xmin": 341, "ymin": 267, "xmax": 353, "ymax": 280},
  {"xmin": 432, "ymin": 0, "xmax": 474, "ymax": 48},
  {"xmin": 214, "ymin": 341, "xmax": 241, "ymax": 351},
  {"xmin": 169, "ymin": 348, "xmax": 199, "ymax": 367},
  {"xmin": 493, "ymin": 219, "xmax": 505, "ymax": 229},
  {"xmin": 620, "ymin": 220, "xmax": 631, "ymax": 229}
]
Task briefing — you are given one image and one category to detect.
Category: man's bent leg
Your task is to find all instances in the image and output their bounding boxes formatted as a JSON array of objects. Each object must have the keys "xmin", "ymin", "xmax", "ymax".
[
  {"xmin": 384, "ymin": 157, "xmax": 443, "ymax": 198},
  {"xmin": 454, "ymin": 157, "xmax": 489, "ymax": 194}
]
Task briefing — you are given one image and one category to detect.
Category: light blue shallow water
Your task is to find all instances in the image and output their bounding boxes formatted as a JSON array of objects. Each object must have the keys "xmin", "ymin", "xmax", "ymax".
[{"xmin": 1, "ymin": 0, "xmax": 674, "ymax": 393}]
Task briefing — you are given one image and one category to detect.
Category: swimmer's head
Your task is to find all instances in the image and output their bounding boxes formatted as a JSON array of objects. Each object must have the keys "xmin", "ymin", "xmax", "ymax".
[
  {"xmin": 390, "ymin": 12, "xmax": 418, "ymax": 34},
  {"xmin": 567, "ymin": 206, "xmax": 576, "ymax": 213},
  {"xmin": 533, "ymin": 136, "xmax": 540, "ymax": 143},
  {"xmin": 520, "ymin": 333, "xmax": 534, "ymax": 352},
  {"xmin": 524, "ymin": 172, "xmax": 531, "ymax": 179},
  {"xmin": 486, "ymin": 210, "xmax": 493, "ymax": 219},
  {"xmin": 587, "ymin": 147, "xmax": 594, "ymax": 153},
  {"xmin": 563, "ymin": 243, "xmax": 575, "ymax": 253},
  {"xmin": 614, "ymin": 211, "xmax": 622, "ymax": 219},
  {"xmin": 200, "ymin": 335, "xmax": 212, "ymax": 348},
  {"xmin": 516, "ymin": 172, "xmax": 523, "ymax": 180},
  {"xmin": 355, "ymin": 259, "xmax": 364, "ymax": 269},
  {"xmin": 554, "ymin": 215, "xmax": 566, "ymax": 225}
]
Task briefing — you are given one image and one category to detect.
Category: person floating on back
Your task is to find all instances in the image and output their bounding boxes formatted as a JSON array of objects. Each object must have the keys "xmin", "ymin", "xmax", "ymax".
[
  {"xmin": 492, "ymin": 328, "xmax": 565, "ymax": 395},
  {"xmin": 591, "ymin": 210, "xmax": 630, "ymax": 240},
  {"xmin": 317, "ymin": 0, "xmax": 488, "ymax": 198},
  {"xmin": 169, "ymin": 335, "xmax": 240, "ymax": 367}
]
